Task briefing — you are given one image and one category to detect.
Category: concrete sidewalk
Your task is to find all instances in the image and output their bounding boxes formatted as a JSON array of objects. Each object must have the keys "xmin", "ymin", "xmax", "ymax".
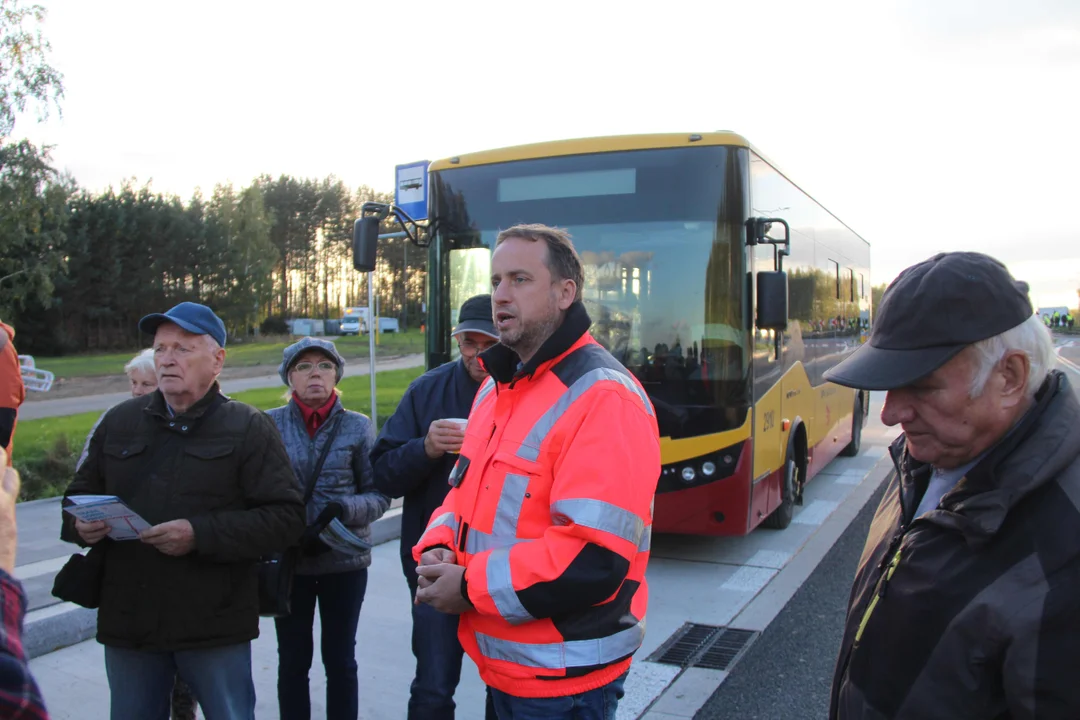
[
  {"xmin": 20, "ymin": 353, "xmax": 426, "ymax": 420},
  {"xmin": 28, "ymin": 518, "xmax": 493, "ymax": 720},
  {"xmin": 25, "ymin": 434, "xmax": 895, "ymax": 719}
]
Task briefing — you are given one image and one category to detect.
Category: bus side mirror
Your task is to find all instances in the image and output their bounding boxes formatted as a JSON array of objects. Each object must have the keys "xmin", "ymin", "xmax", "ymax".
[
  {"xmin": 757, "ymin": 271, "xmax": 789, "ymax": 331},
  {"xmin": 353, "ymin": 217, "xmax": 380, "ymax": 271}
]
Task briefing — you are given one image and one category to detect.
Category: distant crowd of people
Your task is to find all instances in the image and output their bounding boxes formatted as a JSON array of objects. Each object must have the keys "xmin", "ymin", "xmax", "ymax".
[
  {"xmin": 0, "ymin": 233, "xmax": 1078, "ymax": 720},
  {"xmin": 1043, "ymin": 310, "xmax": 1075, "ymax": 329}
]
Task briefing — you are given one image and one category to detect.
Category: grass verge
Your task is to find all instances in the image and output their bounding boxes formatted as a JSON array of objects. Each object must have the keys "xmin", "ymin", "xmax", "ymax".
[{"xmin": 13, "ymin": 366, "xmax": 424, "ymax": 502}]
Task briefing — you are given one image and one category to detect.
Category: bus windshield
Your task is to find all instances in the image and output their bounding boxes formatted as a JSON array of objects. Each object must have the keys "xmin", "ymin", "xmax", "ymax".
[{"xmin": 431, "ymin": 145, "xmax": 751, "ymax": 438}]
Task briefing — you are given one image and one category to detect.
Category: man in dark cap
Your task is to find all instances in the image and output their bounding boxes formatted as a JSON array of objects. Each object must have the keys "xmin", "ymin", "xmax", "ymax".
[
  {"xmin": 825, "ymin": 253, "xmax": 1080, "ymax": 720},
  {"xmin": 370, "ymin": 294, "xmax": 498, "ymax": 720},
  {"xmin": 61, "ymin": 302, "xmax": 305, "ymax": 720}
]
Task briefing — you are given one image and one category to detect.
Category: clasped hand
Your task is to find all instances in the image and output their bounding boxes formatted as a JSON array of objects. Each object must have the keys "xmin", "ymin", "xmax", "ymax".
[{"xmin": 415, "ymin": 548, "xmax": 472, "ymax": 614}]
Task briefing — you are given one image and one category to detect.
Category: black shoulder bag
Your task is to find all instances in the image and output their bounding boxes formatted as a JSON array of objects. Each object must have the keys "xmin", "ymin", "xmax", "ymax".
[{"xmin": 257, "ymin": 415, "xmax": 342, "ymax": 618}]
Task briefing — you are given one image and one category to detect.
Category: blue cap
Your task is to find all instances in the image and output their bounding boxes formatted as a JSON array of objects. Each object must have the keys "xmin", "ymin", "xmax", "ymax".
[
  {"xmin": 138, "ymin": 302, "xmax": 227, "ymax": 348},
  {"xmin": 279, "ymin": 337, "xmax": 346, "ymax": 386}
]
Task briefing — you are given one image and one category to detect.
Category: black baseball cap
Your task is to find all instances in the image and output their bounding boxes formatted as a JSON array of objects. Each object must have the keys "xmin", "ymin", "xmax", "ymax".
[
  {"xmin": 452, "ymin": 294, "xmax": 497, "ymax": 340},
  {"xmin": 139, "ymin": 302, "xmax": 227, "ymax": 348},
  {"xmin": 824, "ymin": 252, "xmax": 1032, "ymax": 391}
]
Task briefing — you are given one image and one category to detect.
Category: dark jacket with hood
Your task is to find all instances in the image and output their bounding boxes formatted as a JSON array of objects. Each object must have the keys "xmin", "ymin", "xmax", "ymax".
[
  {"xmin": 370, "ymin": 357, "xmax": 481, "ymax": 591},
  {"xmin": 61, "ymin": 384, "xmax": 306, "ymax": 652},
  {"xmin": 830, "ymin": 370, "xmax": 1080, "ymax": 720}
]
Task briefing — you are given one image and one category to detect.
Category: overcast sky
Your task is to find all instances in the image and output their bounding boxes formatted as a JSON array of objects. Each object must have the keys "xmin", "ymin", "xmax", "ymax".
[{"xmin": 21, "ymin": 0, "xmax": 1080, "ymax": 308}]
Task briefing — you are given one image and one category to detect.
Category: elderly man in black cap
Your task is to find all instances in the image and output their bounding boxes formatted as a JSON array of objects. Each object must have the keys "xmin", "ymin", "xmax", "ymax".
[
  {"xmin": 825, "ymin": 253, "xmax": 1080, "ymax": 720},
  {"xmin": 371, "ymin": 294, "xmax": 498, "ymax": 720},
  {"xmin": 61, "ymin": 302, "xmax": 305, "ymax": 720}
]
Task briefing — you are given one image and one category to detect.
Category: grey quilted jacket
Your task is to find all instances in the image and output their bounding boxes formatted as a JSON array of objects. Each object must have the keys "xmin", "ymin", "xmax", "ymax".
[{"xmin": 267, "ymin": 397, "xmax": 389, "ymax": 575}]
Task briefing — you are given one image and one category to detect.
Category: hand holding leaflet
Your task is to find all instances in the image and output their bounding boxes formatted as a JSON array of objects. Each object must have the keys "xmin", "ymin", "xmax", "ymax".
[
  {"xmin": 63, "ymin": 495, "xmax": 151, "ymax": 541},
  {"xmin": 318, "ymin": 518, "xmax": 373, "ymax": 555}
]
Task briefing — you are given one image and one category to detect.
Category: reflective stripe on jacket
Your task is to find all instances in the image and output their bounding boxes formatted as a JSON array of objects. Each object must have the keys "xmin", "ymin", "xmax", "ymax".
[{"xmin": 413, "ymin": 312, "xmax": 660, "ymax": 698}]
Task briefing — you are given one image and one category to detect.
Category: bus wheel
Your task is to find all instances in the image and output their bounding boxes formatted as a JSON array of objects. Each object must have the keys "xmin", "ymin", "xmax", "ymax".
[
  {"xmin": 763, "ymin": 456, "xmax": 797, "ymax": 530},
  {"xmin": 841, "ymin": 395, "xmax": 864, "ymax": 457}
]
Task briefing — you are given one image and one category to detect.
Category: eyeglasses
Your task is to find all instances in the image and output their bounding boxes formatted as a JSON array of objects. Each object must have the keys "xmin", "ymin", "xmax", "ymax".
[
  {"xmin": 457, "ymin": 339, "xmax": 495, "ymax": 357},
  {"xmin": 293, "ymin": 361, "xmax": 336, "ymax": 374}
]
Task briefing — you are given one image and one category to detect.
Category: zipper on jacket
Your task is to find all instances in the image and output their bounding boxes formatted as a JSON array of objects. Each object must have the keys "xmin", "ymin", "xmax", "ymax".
[
  {"xmin": 853, "ymin": 543, "xmax": 903, "ymax": 647},
  {"xmin": 831, "ymin": 455, "xmax": 910, "ymax": 716},
  {"xmin": 831, "ymin": 530, "xmax": 906, "ymax": 714}
]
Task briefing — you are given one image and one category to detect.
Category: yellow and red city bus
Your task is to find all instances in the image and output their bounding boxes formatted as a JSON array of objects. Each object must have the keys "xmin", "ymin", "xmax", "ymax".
[{"xmin": 367, "ymin": 133, "xmax": 870, "ymax": 535}]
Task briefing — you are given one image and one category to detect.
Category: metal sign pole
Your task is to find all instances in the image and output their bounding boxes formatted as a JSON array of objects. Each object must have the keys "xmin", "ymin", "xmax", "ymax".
[{"xmin": 367, "ymin": 270, "xmax": 377, "ymax": 425}]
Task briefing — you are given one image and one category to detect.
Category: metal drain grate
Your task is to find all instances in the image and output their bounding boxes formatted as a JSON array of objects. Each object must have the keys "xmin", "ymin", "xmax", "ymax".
[
  {"xmin": 647, "ymin": 623, "xmax": 721, "ymax": 666},
  {"xmin": 695, "ymin": 628, "xmax": 758, "ymax": 670},
  {"xmin": 647, "ymin": 622, "xmax": 758, "ymax": 672}
]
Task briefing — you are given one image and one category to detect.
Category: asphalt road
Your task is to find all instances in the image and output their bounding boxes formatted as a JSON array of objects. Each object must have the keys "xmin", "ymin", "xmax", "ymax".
[
  {"xmin": 19, "ymin": 353, "xmax": 425, "ymax": 420},
  {"xmin": 1056, "ymin": 337, "xmax": 1080, "ymax": 386},
  {"xmin": 695, "ymin": 481, "xmax": 888, "ymax": 720}
]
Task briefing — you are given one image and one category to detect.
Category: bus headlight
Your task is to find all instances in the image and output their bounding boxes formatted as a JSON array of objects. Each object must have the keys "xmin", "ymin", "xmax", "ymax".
[
  {"xmin": 702, "ymin": 461, "xmax": 716, "ymax": 476},
  {"xmin": 681, "ymin": 467, "xmax": 696, "ymax": 483}
]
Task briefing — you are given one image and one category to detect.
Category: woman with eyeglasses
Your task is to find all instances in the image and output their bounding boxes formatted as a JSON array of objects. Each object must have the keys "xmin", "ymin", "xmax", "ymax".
[{"xmin": 267, "ymin": 337, "xmax": 390, "ymax": 720}]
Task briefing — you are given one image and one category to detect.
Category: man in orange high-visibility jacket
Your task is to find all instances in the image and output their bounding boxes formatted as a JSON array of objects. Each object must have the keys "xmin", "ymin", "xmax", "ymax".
[
  {"xmin": 0, "ymin": 321, "xmax": 25, "ymax": 467},
  {"xmin": 413, "ymin": 224, "xmax": 660, "ymax": 719}
]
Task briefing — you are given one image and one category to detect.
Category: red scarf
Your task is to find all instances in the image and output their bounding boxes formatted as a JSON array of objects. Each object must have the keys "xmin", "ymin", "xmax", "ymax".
[{"xmin": 293, "ymin": 392, "xmax": 337, "ymax": 438}]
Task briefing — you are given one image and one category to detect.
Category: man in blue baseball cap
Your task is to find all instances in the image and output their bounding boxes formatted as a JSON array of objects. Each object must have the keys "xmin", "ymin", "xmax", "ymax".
[{"xmin": 61, "ymin": 301, "xmax": 305, "ymax": 720}]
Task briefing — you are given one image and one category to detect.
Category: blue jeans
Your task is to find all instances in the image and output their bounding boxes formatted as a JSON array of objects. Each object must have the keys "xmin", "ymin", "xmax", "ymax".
[
  {"xmin": 408, "ymin": 580, "xmax": 497, "ymax": 720},
  {"xmin": 104, "ymin": 642, "xmax": 255, "ymax": 720},
  {"xmin": 489, "ymin": 673, "xmax": 627, "ymax": 720},
  {"xmin": 275, "ymin": 569, "xmax": 368, "ymax": 720}
]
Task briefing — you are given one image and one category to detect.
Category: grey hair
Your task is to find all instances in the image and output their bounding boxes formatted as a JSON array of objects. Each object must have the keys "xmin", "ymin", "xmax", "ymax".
[
  {"xmin": 969, "ymin": 314, "xmax": 1055, "ymax": 398},
  {"xmin": 204, "ymin": 335, "xmax": 222, "ymax": 353},
  {"xmin": 124, "ymin": 348, "xmax": 155, "ymax": 376}
]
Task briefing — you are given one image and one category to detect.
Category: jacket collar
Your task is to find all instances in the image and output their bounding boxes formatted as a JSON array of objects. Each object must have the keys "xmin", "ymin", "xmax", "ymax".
[
  {"xmin": 891, "ymin": 370, "xmax": 1080, "ymax": 546},
  {"xmin": 289, "ymin": 393, "xmax": 343, "ymax": 423},
  {"xmin": 480, "ymin": 302, "xmax": 592, "ymax": 386},
  {"xmin": 146, "ymin": 382, "xmax": 223, "ymax": 420}
]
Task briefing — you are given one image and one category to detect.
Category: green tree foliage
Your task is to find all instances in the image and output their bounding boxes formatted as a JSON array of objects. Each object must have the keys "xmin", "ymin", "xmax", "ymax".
[
  {"xmin": 0, "ymin": 0, "xmax": 66, "ymax": 328},
  {"xmin": 11, "ymin": 175, "xmax": 421, "ymax": 354},
  {"xmin": 0, "ymin": 140, "xmax": 70, "ymax": 312},
  {"xmin": 203, "ymin": 183, "xmax": 276, "ymax": 335},
  {"xmin": 0, "ymin": 0, "xmax": 63, "ymax": 139}
]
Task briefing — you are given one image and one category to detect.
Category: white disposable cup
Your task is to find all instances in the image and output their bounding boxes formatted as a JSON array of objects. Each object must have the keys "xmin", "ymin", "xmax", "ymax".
[{"xmin": 443, "ymin": 418, "xmax": 468, "ymax": 453}]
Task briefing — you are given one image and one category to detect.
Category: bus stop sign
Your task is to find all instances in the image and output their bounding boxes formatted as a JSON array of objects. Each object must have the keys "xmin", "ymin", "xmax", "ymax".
[{"xmin": 395, "ymin": 161, "xmax": 430, "ymax": 222}]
